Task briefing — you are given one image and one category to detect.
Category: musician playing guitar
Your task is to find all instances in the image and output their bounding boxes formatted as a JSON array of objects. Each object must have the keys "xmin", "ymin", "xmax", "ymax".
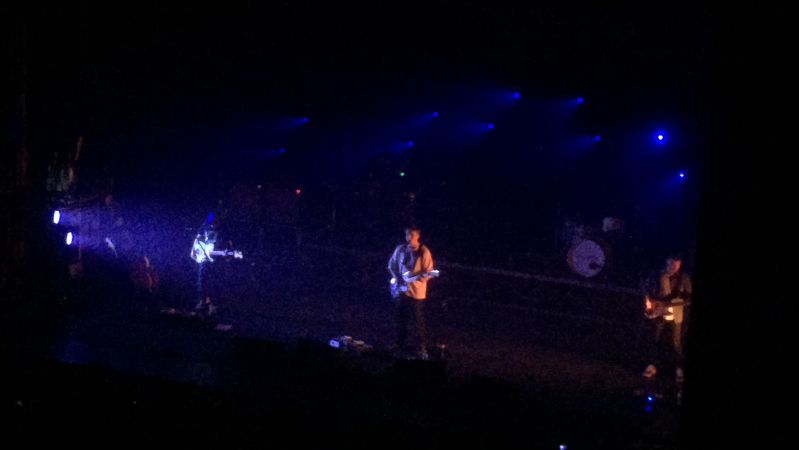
[
  {"xmin": 642, "ymin": 254, "xmax": 693, "ymax": 382},
  {"xmin": 388, "ymin": 228, "xmax": 436, "ymax": 359},
  {"xmin": 190, "ymin": 223, "xmax": 242, "ymax": 315}
]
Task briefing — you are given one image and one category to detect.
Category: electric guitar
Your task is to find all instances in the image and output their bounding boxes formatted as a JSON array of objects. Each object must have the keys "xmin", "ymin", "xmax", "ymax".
[
  {"xmin": 190, "ymin": 240, "xmax": 243, "ymax": 264},
  {"xmin": 390, "ymin": 269, "xmax": 440, "ymax": 298},
  {"xmin": 645, "ymin": 295, "xmax": 691, "ymax": 319}
]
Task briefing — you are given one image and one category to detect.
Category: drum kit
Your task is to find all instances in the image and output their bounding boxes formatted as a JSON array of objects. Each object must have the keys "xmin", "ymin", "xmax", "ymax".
[{"xmin": 565, "ymin": 217, "xmax": 620, "ymax": 278}]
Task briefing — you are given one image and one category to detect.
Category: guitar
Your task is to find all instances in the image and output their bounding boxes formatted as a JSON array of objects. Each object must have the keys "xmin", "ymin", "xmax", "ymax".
[
  {"xmin": 645, "ymin": 296, "xmax": 691, "ymax": 319},
  {"xmin": 390, "ymin": 269, "xmax": 440, "ymax": 298},
  {"xmin": 190, "ymin": 240, "xmax": 243, "ymax": 264}
]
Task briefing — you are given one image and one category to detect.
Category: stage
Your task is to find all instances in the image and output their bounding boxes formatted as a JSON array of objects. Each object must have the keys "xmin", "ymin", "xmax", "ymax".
[{"xmin": 0, "ymin": 243, "xmax": 684, "ymax": 448}]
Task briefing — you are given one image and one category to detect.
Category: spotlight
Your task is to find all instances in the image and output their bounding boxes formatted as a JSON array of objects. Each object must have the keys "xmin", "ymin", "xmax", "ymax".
[
  {"xmin": 66, "ymin": 232, "xmax": 73, "ymax": 246},
  {"xmin": 296, "ymin": 189, "xmax": 301, "ymax": 194},
  {"xmin": 400, "ymin": 172, "xmax": 405, "ymax": 177},
  {"xmin": 513, "ymin": 92, "xmax": 520, "ymax": 99},
  {"xmin": 53, "ymin": 210, "xmax": 61, "ymax": 224},
  {"xmin": 280, "ymin": 148, "xmax": 286, "ymax": 153},
  {"xmin": 647, "ymin": 396, "xmax": 653, "ymax": 402},
  {"xmin": 577, "ymin": 97, "xmax": 584, "ymax": 103},
  {"xmin": 487, "ymin": 124, "xmax": 494, "ymax": 129},
  {"xmin": 302, "ymin": 118, "xmax": 308, "ymax": 122},
  {"xmin": 432, "ymin": 112, "xmax": 438, "ymax": 117},
  {"xmin": 594, "ymin": 135, "xmax": 600, "ymax": 141},
  {"xmin": 408, "ymin": 141, "xmax": 413, "ymax": 146},
  {"xmin": 679, "ymin": 171, "xmax": 685, "ymax": 178},
  {"xmin": 653, "ymin": 130, "xmax": 667, "ymax": 144}
]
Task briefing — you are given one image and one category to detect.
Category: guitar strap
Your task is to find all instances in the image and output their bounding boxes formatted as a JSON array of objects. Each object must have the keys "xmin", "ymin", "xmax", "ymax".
[{"xmin": 396, "ymin": 244, "xmax": 413, "ymax": 288}]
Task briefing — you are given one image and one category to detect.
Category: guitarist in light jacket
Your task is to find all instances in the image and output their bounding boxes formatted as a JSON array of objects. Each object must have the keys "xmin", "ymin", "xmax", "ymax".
[
  {"xmin": 388, "ymin": 228, "xmax": 435, "ymax": 358},
  {"xmin": 642, "ymin": 254, "xmax": 692, "ymax": 382}
]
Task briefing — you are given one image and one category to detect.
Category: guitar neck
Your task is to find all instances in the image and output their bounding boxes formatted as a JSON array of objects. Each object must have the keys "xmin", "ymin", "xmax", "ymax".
[{"xmin": 403, "ymin": 270, "xmax": 438, "ymax": 282}]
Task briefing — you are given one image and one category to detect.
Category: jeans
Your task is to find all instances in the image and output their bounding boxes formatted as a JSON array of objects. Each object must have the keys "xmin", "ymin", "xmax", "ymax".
[
  {"xmin": 651, "ymin": 317, "xmax": 684, "ymax": 370},
  {"xmin": 396, "ymin": 295, "xmax": 427, "ymax": 350},
  {"xmin": 196, "ymin": 262, "xmax": 208, "ymax": 307}
]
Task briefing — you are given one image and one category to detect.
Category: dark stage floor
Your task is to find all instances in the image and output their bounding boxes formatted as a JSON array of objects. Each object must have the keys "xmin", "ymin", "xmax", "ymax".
[{"xmin": 3, "ymin": 244, "xmax": 684, "ymax": 448}]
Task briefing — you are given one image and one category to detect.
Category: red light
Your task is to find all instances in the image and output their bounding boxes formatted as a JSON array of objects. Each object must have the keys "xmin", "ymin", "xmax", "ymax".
[{"xmin": 296, "ymin": 189, "xmax": 301, "ymax": 194}]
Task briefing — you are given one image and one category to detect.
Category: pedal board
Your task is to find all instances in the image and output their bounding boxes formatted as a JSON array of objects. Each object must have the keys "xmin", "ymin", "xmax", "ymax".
[{"xmin": 329, "ymin": 336, "xmax": 375, "ymax": 354}]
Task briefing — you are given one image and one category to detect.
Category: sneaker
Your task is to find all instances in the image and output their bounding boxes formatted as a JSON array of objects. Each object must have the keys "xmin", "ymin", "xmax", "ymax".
[
  {"xmin": 643, "ymin": 364, "xmax": 657, "ymax": 378},
  {"xmin": 676, "ymin": 368, "xmax": 684, "ymax": 383}
]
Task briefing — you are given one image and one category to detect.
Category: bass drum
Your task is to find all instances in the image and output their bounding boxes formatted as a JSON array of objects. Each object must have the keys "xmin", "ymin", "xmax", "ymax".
[{"xmin": 567, "ymin": 239, "xmax": 611, "ymax": 278}]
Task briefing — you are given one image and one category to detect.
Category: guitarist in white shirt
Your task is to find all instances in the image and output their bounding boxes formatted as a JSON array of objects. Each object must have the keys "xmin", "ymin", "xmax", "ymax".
[
  {"xmin": 388, "ymin": 228, "xmax": 436, "ymax": 359},
  {"xmin": 191, "ymin": 224, "xmax": 219, "ymax": 315}
]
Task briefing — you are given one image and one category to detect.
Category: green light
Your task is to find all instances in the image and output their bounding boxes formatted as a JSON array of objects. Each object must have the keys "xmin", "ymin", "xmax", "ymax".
[{"xmin": 400, "ymin": 172, "xmax": 405, "ymax": 176}]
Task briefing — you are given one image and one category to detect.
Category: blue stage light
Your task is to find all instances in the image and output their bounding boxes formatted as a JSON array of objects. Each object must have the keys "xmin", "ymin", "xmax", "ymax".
[
  {"xmin": 66, "ymin": 232, "xmax": 73, "ymax": 246},
  {"xmin": 679, "ymin": 171, "xmax": 685, "ymax": 178},
  {"xmin": 281, "ymin": 148, "xmax": 286, "ymax": 153},
  {"xmin": 53, "ymin": 210, "xmax": 60, "ymax": 224},
  {"xmin": 647, "ymin": 396, "xmax": 653, "ymax": 402},
  {"xmin": 302, "ymin": 118, "xmax": 308, "ymax": 122},
  {"xmin": 408, "ymin": 141, "xmax": 413, "ymax": 146},
  {"xmin": 487, "ymin": 124, "xmax": 494, "ymax": 129},
  {"xmin": 513, "ymin": 92, "xmax": 520, "ymax": 99},
  {"xmin": 577, "ymin": 97, "xmax": 584, "ymax": 103},
  {"xmin": 432, "ymin": 112, "xmax": 438, "ymax": 117},
  {"xmin": 594, "ymin": 136, "xmax": 600, "ymax": 141},
  {"xmin": 654, "ymin": 130, "xmax": 667, "ymax": 144}
]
